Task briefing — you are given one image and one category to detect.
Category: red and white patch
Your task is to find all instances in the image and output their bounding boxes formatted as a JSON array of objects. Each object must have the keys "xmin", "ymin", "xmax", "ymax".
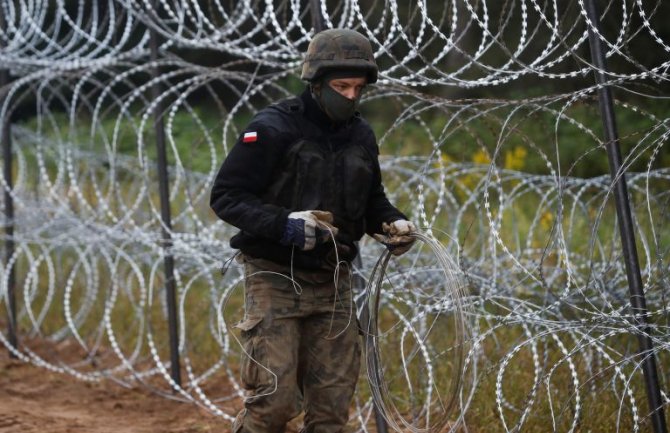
[{"xmin": 242, "ymin": 131, "xmax": 257, "ymax": 143}]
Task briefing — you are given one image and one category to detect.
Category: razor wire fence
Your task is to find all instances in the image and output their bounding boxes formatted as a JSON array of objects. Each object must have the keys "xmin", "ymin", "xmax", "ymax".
[{"xmin": 1, "ymin": 1, "xmax": 670, "ymax": 432}]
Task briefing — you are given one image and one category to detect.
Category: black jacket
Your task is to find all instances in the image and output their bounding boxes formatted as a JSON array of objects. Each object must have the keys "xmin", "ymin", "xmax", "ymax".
[{"xmin": 210, "ymin": 88, "xmax": 406, "ymax": 269}]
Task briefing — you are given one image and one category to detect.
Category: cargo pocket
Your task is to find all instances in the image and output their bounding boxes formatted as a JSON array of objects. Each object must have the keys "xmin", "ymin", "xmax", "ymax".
[{"xmin": 236, "ymin": 316, "xmax": 268, "ymax": 391}]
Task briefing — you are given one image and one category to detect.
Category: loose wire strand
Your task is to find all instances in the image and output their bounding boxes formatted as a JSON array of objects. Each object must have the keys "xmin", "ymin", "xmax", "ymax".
[{"xmin": 364, "ymin": 230, "xmax": 470, "ymax": 433}]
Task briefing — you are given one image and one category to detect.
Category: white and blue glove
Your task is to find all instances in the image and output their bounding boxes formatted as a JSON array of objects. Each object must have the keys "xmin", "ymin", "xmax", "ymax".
[
  {"xmin": 280, "ymin": 210, "xmax": 339, "ymax": 251},
  {"xmin": 374, "ymin": 219, "xmax": 416, "ymax": 256}
]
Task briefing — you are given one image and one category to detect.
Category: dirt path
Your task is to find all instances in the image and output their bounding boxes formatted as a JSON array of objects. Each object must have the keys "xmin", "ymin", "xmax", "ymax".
[{"xmin": 0, "ymin": 352, "xmax": 231, "ymax": 433}]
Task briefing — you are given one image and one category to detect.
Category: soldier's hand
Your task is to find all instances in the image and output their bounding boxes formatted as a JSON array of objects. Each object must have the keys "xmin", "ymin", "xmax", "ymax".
[
  {"xmin": 373, "ymin": 220, "xmax": 416, "ymax": 256},
  {"xmin": 280, "ymin": 210, "xmax": 339, "ymax": 251}
]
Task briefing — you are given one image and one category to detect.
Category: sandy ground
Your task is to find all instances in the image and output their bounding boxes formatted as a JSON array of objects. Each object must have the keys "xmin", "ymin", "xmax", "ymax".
[{"xmin": 0, "ymin": 351, "xmax": 232, "ymax": 433}]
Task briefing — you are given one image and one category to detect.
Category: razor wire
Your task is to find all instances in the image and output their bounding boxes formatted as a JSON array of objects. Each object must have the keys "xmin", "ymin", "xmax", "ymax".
[{"xmin": 1, "ymin": 0, "xmax": 669, "ymax": 432}]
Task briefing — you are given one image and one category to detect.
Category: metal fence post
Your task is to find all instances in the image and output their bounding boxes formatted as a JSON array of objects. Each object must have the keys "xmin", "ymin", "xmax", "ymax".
[
  {"xmin": 1, "ymin": 0, "xmax": 18, "ymax": 356},
  {"xmin": 148, "ymin": 1, "xmax": 181, "ymax": 387},
  {"xmin": 584, "ymin": 1, "xmax": 667, "ymax": 432},
  {"xmin": 309, "ymin": 0, "xmax": 325, "ymax": 33}
]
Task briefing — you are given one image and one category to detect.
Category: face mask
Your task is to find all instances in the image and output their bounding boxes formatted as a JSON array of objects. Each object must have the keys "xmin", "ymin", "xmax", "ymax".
[{"xmin": 317, "ymin": 83, "xmax": 361, "ymax": 123}]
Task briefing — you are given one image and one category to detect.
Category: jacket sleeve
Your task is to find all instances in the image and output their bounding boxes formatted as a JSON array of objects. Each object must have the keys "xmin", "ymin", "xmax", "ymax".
[
  {"xmin": 362, "ymin": 127, "xmax": 408, "ymax": 236},
  {"xmin": 210, "ymin": 118, "xmax": 292, "ymax": 241}
]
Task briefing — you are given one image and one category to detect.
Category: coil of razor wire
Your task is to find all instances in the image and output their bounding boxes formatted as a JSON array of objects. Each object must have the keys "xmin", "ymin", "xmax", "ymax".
[
  {"xmin": 364, "ymin": 230, "xmax": 470, "ymax": 433},
  {"xmin": 0, "ymin": 0, "xmax": 669, "ymax": 432}
]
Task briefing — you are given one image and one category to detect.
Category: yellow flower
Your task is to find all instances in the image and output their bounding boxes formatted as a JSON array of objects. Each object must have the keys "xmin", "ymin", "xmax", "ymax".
[
  {"xmin": 540, "ymin": 211, "xmax": 554, "ymax": 231},
  {"xmin": 504, "ymin": 145, "xmax": 527, "ymax": 171},
  {"xmin": 472, "ymin": 149, "xmax": 491, "ymax": 165},
  {"xmin": 434, "ymin": 152, "xmax": 453, "ymax": 169}
]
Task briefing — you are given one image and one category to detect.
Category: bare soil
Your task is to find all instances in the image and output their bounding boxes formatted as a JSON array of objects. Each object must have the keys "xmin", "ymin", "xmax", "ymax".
[{"xmin": 0, "ymin": 351, "xmax": 231, "ymax": 433}]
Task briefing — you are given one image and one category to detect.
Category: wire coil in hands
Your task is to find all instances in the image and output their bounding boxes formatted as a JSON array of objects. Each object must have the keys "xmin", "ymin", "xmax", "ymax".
[{"xmin": 363, "ymin": 230, "xmax": 470, "ymax": 433}]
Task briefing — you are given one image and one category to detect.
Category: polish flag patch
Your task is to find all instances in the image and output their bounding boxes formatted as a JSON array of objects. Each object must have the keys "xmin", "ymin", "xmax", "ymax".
[{"xmin": 242, "ymin": 131, "xmax": 257, "ymax": 143}]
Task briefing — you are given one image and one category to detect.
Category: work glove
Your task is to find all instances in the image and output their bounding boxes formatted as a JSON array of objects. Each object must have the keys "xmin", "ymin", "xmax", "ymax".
[
  {"xmin": 280, "ymin": 210, "xmax": 339, "ymax": 251},
  {"xmin": 373, "ymin": 219, "xmax": 416, "ymax": 256}
]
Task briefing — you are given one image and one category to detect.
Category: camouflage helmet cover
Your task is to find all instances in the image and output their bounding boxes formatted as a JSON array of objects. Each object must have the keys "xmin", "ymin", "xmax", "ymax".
[{"xmin": 301, "ymin": 29, "xmax": 378, "ymax": 83}]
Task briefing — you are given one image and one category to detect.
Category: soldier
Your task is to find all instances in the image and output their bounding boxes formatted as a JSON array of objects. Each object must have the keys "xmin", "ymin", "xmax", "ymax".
[{"xmin": 210, "ymin": 28, "xmax": 416, "ymax": 433}]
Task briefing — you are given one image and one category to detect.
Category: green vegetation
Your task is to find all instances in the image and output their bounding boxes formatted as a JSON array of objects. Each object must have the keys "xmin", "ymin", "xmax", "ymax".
[{"xmin": 363, "ymin": 93, "xmax": 670, "ymax": 178}]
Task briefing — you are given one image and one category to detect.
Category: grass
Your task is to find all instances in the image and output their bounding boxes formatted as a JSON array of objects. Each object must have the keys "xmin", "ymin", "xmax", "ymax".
[{"xmin": 461, "ymin": 323, "xmax": 650, "ymax": 432}]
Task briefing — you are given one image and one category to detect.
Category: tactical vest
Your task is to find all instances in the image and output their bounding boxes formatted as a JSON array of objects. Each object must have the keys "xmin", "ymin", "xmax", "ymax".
[{"xmin": 261, "ymin": 97, "xmax": 376, "ymax": 242}]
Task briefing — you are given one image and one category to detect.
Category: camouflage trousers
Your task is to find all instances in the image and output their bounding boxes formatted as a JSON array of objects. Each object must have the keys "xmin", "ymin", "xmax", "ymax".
[{"xmin": 232, "ymin": 255, "xmax": 361, "ymax": 433}]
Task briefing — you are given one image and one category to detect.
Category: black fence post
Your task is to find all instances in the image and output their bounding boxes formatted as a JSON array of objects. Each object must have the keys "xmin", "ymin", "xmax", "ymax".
[
  {"xmin": 148, "ymin": 2, "xmax": 181, "ymax": 387},
  {"xmin": 584, "ymin": 1, "xmax": 667, "ymax": 432},
  {"xmin": 1, "ymin": 0, "xmax": 18, "ymax": 356},
  {"xmin": 309, "ymin": 0, "xmax": 325, "ymax": 33}
]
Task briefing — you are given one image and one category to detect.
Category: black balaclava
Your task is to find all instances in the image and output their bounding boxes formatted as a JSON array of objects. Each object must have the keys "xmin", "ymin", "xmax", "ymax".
[{"xmin": 312, "ymin": 71, "xmax": 366, "ymax": 124}]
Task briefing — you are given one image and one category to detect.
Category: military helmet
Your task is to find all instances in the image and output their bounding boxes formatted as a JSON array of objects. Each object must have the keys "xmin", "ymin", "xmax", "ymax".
[{"xmin": 301, "ymin": 29, "xmax": 378, "ymax": 83}]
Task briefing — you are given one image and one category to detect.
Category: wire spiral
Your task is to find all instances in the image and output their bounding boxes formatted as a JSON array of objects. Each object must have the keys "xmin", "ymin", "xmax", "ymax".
[{"xmin": 364, "ymin": 231, "xmax": 469, "ymax": 433}]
